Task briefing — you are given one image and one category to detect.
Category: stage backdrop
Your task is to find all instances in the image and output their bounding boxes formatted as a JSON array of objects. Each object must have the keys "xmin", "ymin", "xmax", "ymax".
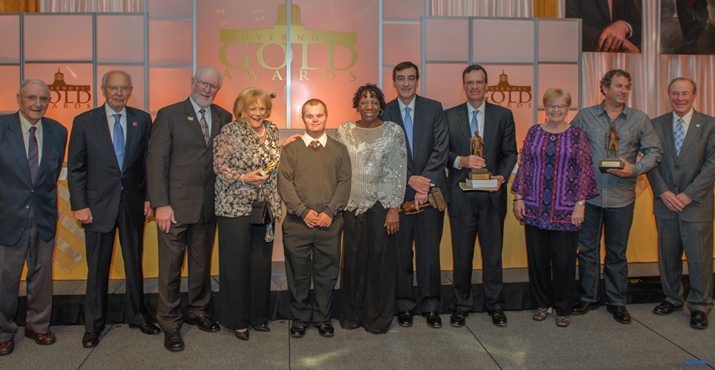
[{"xmin": 3, "ymin": 0, "xmax": 712, "ymax": 280}]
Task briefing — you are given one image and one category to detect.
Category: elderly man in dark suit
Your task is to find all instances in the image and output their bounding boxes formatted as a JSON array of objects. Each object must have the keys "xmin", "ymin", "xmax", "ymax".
[
  {"xmin": 0, "ymin": 79, "xmax": 67, "ymax": 356},
  {"xmin": 647, "ymin": 77, "xmax": 715, "ymax": 330},
  {"xmin": 68, "ymin": 70, "xmax": 159, "ymax": 348},
  {"xmin": 382, "ymin": 61, "xmax": 449, "ymax": 329},
  {"xmin": 147, "ymin": 67, "xmax": 232, "ymax": 352},
  {"xmin": 445, "ymin": 64, "xmax": 517, "ymax": 327}
]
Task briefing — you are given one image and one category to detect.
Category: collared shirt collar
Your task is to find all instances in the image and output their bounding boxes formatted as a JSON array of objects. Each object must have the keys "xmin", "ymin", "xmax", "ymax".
[
  {"xmin": 104, "ymin": 103, "xmax": 127, "ymax": 119},
  {"xmin": 302, "ymin": 132, "xmax": 328, "ymax": 147},
  {"xmin": 189, "ymin": 96, "xmax": 209, "ymax": 117},
  {"xmin": 19, "ymin": 111, "xmax": 42, "ymax": 132},
  {"xmin": 672, "ymin": 108, "xmax": 694, "ymax": 126},
  {"xmin": 597, "ymin": 101, "xmax": 630, "ymax": 120},
  {"xmin": 397, "ymin": 97, "xmax": 416, "ymax": 113}
]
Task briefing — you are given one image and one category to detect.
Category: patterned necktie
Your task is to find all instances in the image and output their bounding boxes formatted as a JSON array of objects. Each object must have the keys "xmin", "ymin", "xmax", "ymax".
[
  {"xmin": 199, "ymin": 108, "xmax": 210, "ymax": 145},
  {"xmin": 112, "ymin": 113, "xmax": 124, "ymax": 170},
  {"xmin": 28, "ymin": 126, "xmax": 39, "ymax": 183},
  {"xmin": 674, "ymin": 118, "xmax": 685, "ymax": 156},
  {"xmin": 404, "ymin": 106, "xmax": 414, "ymax": 153},
  {"xmin": 310, "ymin": 140, "xmax": 321, "ymax": 151},
  {"xmin": 470, "ymin": 109, "xmax": 480, "ymax": 136}
]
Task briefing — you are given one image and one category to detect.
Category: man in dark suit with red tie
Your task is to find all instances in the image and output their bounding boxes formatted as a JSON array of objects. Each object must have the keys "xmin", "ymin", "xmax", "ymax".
[
  {"xmin": 382, "ymin": 61, "xmax": 449, "ymax": 329},
  {"xmin": 445, "ymin": 64, "xmax": 517, "ymax": 327},
  {"xmin": 68, "ymin": 70, "xmax": 159, "ymax": 348},
  {"xmin": 0, "ymin": 79, "xmax": 67, "ymax": 356},
  {"xmin": 147, "ymin": 67, "xmax": 232, "ymax": 352}
]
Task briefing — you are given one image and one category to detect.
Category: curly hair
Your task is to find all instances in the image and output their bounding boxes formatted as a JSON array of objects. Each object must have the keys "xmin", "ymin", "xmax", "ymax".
[{"xmin": 351, "ymin": 83, "xmax": 386, "ymax": 111}]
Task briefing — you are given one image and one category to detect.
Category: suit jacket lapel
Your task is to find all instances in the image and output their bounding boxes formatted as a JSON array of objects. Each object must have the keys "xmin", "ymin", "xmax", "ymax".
[
  {"xmin": 413, "ymin": 96, "xmax": 425, "ymax": 156},
  {"xmin": 482, "ymin": 103, "xmax": 495, "ymax": 154},
  {"xmin": 209, "ymin": 104, "xmax": 224, "ymax": 143},
  {"xmin": 678, "ymin": 111, "xmax": 701, "ymax": 160},
  {"xmin": 36, "ymin": 120, "xmax": 55, "ymax": 184},
  {"xmin": 124, "ymin": 108, "xmax": 141, "ymax": 168},
  {"xmin": 597, "ymin": 0, "xmax": 611, "ymax": 22},
  {"xmin": 8, "ymin": 114, "xmax": 32, "ymax": 185},
  {"xmin": 458, "ymin": 104, "xmax": 471, "ymax": 151},
  {"xmin": 93, "ymin": 107, "xmax": 121, "ymax": 170}
]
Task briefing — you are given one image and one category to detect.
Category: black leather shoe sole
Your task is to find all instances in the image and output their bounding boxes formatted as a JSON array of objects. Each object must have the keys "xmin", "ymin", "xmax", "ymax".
[
  {"xmin": 129, "ymin": 323, "xmax": 161, "ymax": 335},
  {"xmin": 571, "ymin": 301, "xmax": 599, "ymax": 316},
  {"xmin": 425, "ymin": 313, "xmax": 442, "ymax": 329},
  {"xmin": 652, "ymin": 302, "xmax": 682, "ymax": 315},
  {"xmin": 185, "ymin": 317, "xmax": 220, "ymax": 333},
  {"xmin": 164, "ymin": 330, "xmax": 185, "ymax": 352},
  {"xmin": 290, "ymin": 323, "xmax": 307, "ymax": 338},
  {"xmin": 607, "ymin": 305, "xmax": 631, "ymax": 324},
  {"xmin": 397, "ymin": 312, "xmax": 413, "ymax": 327},
  {"xmin": 253, "ymin": 323, "xmax": 270, "ymax": 332},
  {"xmin": 450, "ymin": 313, "xmax": 466, "ymax": 327}
]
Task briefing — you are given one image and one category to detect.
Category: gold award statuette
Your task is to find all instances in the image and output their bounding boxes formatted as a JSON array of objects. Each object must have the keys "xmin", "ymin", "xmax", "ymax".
[
  {"xmin": 599, "ymin": 125, "xmax": 624, "ymax": 173},
  {"xmin": 461, "ymin": 131, "xmax": 499, "ymax": 191},
  {"xmin": 258, "ymin": 159, "xmax": 279, "ymax": 177}
]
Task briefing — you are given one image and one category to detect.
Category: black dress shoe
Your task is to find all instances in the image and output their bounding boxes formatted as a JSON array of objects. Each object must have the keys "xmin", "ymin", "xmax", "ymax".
[
  {"xmin": 424, "ymin": 312, "xmax": 442, "ymax": 328},
  {"xmin": 164, "ymin": 329, "xmax": 184, "ymax": 352},
  {"xmin": 82, "ymin": 332, "xmax": 99, "ymax": 348},
  {"xmin": 488, "ymin": 310, "xmax": 508, "ymax": 327},
  {"xmin": 234, "ymin": 329, "xmax": 250, "ymax": 341},
  {"xmin": 316, "ymin": 322, "xmax": 335, "ymax": 337},
  {"xmin": 253, "ymin": 323, "xmax": 270, "ymax": 332},
  {"xmin": 450, "ymin": 311, "xmax": 467, "ymax": 327},
  {"xmin": 129, "ymin": 322, "xmax": 161, "ymax": 335},
  {"xmin": 571, "ymin": 301, "xmax": 599, "ymax": 316},
  {"xmin": 652, "ymin": 301, "xmax": 682, "ymax": 315},
  {"xmin": 690, "ymin": 310, "xmax": 709, "ymax": 330},
  {"xmin": 0, "ymin": 340, "xmax": 14, "ymax": 356},
  {"xmin": 607, "ymin": 305, "xmax": 631, "ymax": 324},
  {"xmin": 185, "ymin": 315, "xmax": 220, "ymax": 333},
  {"xmin": 397, "ymin": 311, "xmax": 413, "ymax": 327},
  {"xmin": 290, "ymin": 321, "xmax": 307, "ymax": 338}
]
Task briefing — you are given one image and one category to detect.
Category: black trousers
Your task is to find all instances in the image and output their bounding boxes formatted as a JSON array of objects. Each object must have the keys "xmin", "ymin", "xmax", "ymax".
[
  {"xmin": 156, "ymin": 214, "xmax": 215, "ymax": 331},
  {"xmin": 283, "ymin": 214, "xmax": 342, "ymax": 324},
  {"xmin": 525, "ymin": 224, "xmax": 579, "ymax": 316},
  {"xmin": 449, "ymin": 192, "xmax": 504, "ymax": 312},
  {"xmin": 217, "ymin": 216, "xmax": 273, "ymax": 330},
  {"xmin": 340, "ymin": 204, "xmax": 396, "ymax": 333},
  {"xmin": 395, "ymin": 207, "xmax": 444, "ymax": 313},
  {"xmin": 84, "ymin": 198, "xmax": 149, "ymax": 333}
]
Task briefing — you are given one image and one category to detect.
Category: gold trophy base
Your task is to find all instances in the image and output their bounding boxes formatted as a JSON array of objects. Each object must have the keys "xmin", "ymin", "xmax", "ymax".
[
  {"xmin": 599, "ymin": 158, "xmax": 624, "ymax": 173},
  {"xmin": 462, "ymin": 169, "xmax": 498, "ymax": 191}
]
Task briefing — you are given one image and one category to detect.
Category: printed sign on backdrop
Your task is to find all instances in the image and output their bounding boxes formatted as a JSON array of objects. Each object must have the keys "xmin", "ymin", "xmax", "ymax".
[{"xmin": 199, "ymin": 1, "xmax": 378, "ymax": 128}]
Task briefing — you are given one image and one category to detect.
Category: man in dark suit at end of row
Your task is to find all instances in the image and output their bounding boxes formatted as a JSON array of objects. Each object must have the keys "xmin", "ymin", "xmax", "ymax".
[
  {"xmin": 0, "ymin": 79, "xmax": 67, "ymax": 356},
  {"xmin": 147, "ymin": 67, "xmax": 233, "ymax": 352},
  {"xmin": 445, "ymin": 64, "xmax": 517, "ymax": 328},
  {"xmin": 67, "ymin": 70, "xmax": 159, "ymax": 349},
  {"xmin": 648, "ymin": 77, "xmax": 715, "ymax": 330}
]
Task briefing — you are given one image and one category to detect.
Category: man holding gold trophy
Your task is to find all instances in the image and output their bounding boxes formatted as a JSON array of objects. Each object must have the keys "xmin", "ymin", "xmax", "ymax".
[
  {"xmin": 445, "ymin": 64, "xmax": 518, "ymax": 327},
  {"xmin": 570, "ymin": 69, "xmax": 662, "ymax": 324}
]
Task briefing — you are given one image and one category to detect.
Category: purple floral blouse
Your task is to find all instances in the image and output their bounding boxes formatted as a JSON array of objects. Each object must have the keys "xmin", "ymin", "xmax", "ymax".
[{"xmin": 512, "ymin": 125, "xmax": 599, "ymax": 231}]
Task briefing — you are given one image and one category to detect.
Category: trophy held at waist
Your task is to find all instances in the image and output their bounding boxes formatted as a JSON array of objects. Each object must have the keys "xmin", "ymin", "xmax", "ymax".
[
  {"xmin": 460, "ymin": 130, "xmax": 499, "ymax": 191},
  {"xmin": 599, "ymin": 125, "xmax": 624, "ymax": 173}
]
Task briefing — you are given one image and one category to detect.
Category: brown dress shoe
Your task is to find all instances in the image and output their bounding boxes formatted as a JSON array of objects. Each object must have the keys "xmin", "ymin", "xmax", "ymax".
[
  {"xmin": 0, "ymin": 340, "xmax": 14, "ymax": 356},
  {"xmin": 25, "ymin": 327, "xmax": 56, "ymax": 345}
]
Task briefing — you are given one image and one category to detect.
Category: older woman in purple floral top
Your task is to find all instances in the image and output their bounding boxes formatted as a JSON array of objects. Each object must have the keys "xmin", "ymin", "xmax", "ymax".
[{"xmin": 512, "ymin": 88, "xmax": 598, "ymax": 327}]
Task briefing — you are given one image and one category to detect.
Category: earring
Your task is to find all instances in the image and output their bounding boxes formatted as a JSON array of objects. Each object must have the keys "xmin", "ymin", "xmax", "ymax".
[{"xmin": 379, "ymin": 109, "xmax": 384, "ymax": 116}]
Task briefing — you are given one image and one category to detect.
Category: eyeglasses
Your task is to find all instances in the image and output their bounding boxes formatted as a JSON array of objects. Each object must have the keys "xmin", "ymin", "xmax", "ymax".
[
  {"xmin": 21, "ymin": 95, "xmax": 50, "ymax": 103},
  {"xmin": 195, "ymin": 78, "xmax": 220, "ymax": 91},
  {"xmin": 104, "ymin": 85, "xmax": 132, "ymax": 93},
  {"xmin": 545, "ymin": 104, "xmax": 568, "ymax": 109}
]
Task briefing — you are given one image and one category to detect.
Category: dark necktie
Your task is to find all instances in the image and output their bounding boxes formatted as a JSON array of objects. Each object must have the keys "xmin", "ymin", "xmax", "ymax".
[
  {"xmin": 28, "ymin": 126, "xmax": 39, "ymax": 184},
  {"xmin": 199, "ymin": 108, "xmax": 210, "ymax": 145}
]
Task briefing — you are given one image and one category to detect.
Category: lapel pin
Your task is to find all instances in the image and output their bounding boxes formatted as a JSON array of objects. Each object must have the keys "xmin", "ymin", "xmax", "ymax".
[
  {"xmin": 696, "ymin": 124, "xmax": 701, "ymax": 128},
  {"xmin": 132, "ymin": 121, "xmax": 138, "ymax": 127},
  {"xmin": 187, "ymin": 116, "xmax": 194, "ymax": 121}
]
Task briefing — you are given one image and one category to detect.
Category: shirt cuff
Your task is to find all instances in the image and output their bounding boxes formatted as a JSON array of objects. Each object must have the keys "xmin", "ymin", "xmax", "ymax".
[{"xmin": 453, "ymin": 156, "xmax": 462, "ymax": 169}]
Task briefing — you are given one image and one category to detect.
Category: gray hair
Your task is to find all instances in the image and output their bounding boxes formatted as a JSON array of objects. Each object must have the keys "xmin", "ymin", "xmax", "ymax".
[
  {"xmin": 101, "ymin": 70, "xmax": 133, "ymax": 87},
  {"xmin": 19, "ymin": 79, "xmax": 50, "ymax": 94},
  {"xmin": 194, "ymin": 66, "xmax": 223, "ymax": 86}
]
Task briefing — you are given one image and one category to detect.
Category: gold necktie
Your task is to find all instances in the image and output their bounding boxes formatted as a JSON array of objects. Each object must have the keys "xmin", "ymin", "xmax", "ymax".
[{"xmin": 310, "ymin": 140, "xmax": 320, "ymax": 151}]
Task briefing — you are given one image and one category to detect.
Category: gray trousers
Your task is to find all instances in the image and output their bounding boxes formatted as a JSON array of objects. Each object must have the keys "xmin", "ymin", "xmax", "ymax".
[
  {"xmin": 283, "ymin": 215, "xmax": 342, "ymax": 324},
  {"xmin": 656, "ymin": 217, "xmax": 714, "ymax": 313},
  {"xmin": 0, "ymin": 220, "xmax": 54, "ymax": 341},
  {"xmin": 156, "ymin": 219, "xmax": 216, "ymax": 331}
]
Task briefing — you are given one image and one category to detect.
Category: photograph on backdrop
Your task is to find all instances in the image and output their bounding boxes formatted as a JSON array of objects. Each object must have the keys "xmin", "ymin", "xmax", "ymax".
[
  {"xmin": 566, "ymin": 0, "xmax": 643, "ymax": 53},
  {"xmin": 661, "ymin": 0, "xmax": 715, "ymax": 54}
]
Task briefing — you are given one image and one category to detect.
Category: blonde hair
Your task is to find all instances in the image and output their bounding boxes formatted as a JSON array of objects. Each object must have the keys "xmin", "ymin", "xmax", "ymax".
[
  {"xmin": 233, "ymin": 88, "xmax": 272, "ymax": 119},
  {"xmin": 542, "ymin": 88, "xmax": 572, "ymax": 106}
]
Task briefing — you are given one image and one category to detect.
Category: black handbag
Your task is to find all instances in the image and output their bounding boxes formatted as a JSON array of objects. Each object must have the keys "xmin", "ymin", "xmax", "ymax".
[{"xmin": 250, "ymin": 200, "xmax": 273, "ymax": 225}]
